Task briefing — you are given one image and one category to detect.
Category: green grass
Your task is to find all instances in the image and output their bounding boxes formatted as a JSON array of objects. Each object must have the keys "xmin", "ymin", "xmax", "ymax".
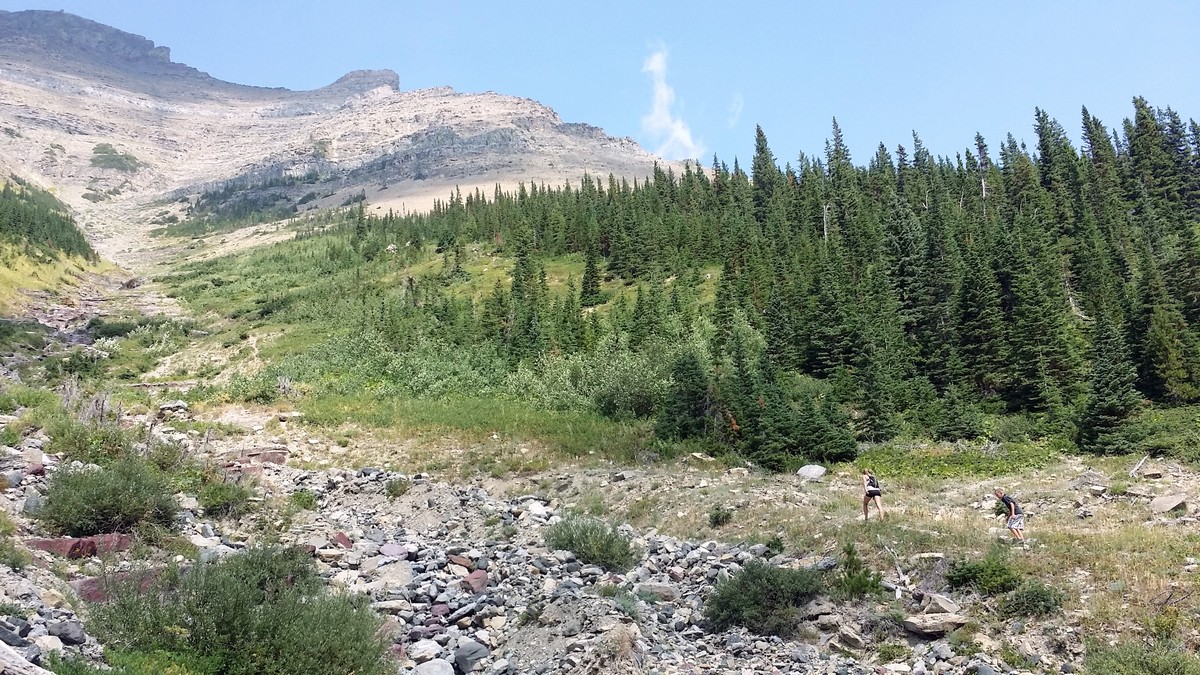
[
  {"xmin": 854, "ymin": 440, "xmax": 1061, "ymax": 479},
  {"xmin": 298, "ymin": 394, "xmax": 658, "ymax": 461}
]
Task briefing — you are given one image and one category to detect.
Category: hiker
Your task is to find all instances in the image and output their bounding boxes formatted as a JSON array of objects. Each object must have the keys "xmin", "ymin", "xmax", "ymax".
[
  {"xmin": 994, "ymin": 487, "xmax": 1028, "ymax": 549},
  {"xmin": 862, "ymin": 469, "xmax": 884, "ymax": 521}
]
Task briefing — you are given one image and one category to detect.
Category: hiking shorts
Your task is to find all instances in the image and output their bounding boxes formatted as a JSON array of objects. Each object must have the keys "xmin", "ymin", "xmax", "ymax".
[
  {"xmin": 1006, "ymin": 514, "xmax": 1025, "ymax": 530},
  {"xmin": 866, "ymin": 489, "xmax": 882, "ymax": 498}
]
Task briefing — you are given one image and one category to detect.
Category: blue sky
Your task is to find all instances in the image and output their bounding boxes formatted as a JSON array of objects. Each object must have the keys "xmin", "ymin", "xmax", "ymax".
[{"xmin": 3, "ymin": 1, "xmax": 1199, "ymax": 168}]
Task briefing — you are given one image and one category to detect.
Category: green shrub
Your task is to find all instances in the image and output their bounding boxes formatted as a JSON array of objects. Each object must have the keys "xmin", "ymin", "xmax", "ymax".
[
  {"xmin": 198, "ymin": 481, "xmax": 252, "ymax": 518},
  {"xmin": 47, "ymin": 649, "xmax": 220, "ymax": 674},
  {"xmin": 37, "ymin": 459, "xmax": 177, "ymax": 536},
  {"xmin": 946, "ymin": 548, "xmax": 1021, "ymax": 596},
  {"xmin": 1001, "ymin": 579, "xmax": 1063, "ymax": 617},
  {"xmin": 877, "ymin": 641, "xmax": 911, "ymax": 663},
  {"xmin": 85, "ymin": 546, "xmax": 390, "ymax": 675},
  {"xmin": 703, "ymin": 560, "xmax": 824, "ymax": 636},
  {"xmin": 543, "ymin": 516, "xmax": 639, "ymax": 572},
  {"xmin": 0, "ymin": 540, "xmax": 30, "ymax": 571},
  {"xmin": 289, "ymin": 490, "xmax": 318, "ymax": 510},
  {"xmin": 708, "ymin": 504, "xmax": 733, "ymax": 528},
  {"xmin": 46, "ymin": 418, "xmax": 134, "ymax": 463},
  {"xmin": 1083, "ymin": 639, "xmax": 1200, "ymax": 675},
  {"xmin": 831, "ymin": 542, "xmax": 883, "ymax": 600},
  {"xmin": 385, "ymin": 478, "xmax": 410, "ymax": 498}
]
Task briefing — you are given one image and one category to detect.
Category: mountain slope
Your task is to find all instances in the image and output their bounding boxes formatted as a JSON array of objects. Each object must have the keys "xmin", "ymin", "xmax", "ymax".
[{"xmin": 0, "ymin": 10, "xmax": 670, "ymax": 267}]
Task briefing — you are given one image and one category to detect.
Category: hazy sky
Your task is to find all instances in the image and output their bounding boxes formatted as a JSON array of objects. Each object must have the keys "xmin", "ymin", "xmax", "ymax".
[{"xmin": 3, "ymin": 1, "xmax": 1198, "ymax": 167}]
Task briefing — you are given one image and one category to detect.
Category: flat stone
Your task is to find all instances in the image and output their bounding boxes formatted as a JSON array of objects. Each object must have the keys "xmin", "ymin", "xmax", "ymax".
[
  {"xmin": 634, "ymin": 582, "xmax": 678, "ymax": 601},
  {"xmin": 408, "ymin": 638, "xmax": 442, "ymax": 663},
  {"xmin": 414, "ymin": 659, "xmax": 455, "ymax": 675},
  {"xmin": 1151, "ymin": 494, "xmax": 1188, "ymax": 514},
  {"xmin": 903, "ymin": 614, "xmax": 970, "ymax": 637},
  {"xmin": 462, "ymin": 569, "xmax": 488, "ymax": 594},
  {"xmin": 922, "ymin": 593, "xmax": 960, "ymax": 614},
  {"xmin": 379, "ymin": 542, "xmax": 406, "ymax": 557}
]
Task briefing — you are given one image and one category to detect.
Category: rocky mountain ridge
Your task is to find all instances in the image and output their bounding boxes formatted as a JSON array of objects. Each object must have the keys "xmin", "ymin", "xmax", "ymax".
[{"xmin": 0, "ymin": 10, "xmax": 670, "ymax": 267}]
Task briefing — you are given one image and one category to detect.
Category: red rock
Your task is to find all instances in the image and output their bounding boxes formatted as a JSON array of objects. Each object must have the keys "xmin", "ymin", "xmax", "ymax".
[
  {"xmin": 91, "ymin": 533, "xmax": 133, "ymax": 555},
  {"xmin": 26, "ymin": 538, "xmax": 80, "ymax": 557},
  {"xmin": 333, "ymin": 532, "xmax": 352, "ymax": 549},
  {"xmin": 462, "ymin": 569, "xmax": 489, "ymax": 593},
  {"xmin": 448, "ymin": 554, "xmax": 474, "ymax": 569},
  {"xmin": 71, "ymin": 570, "xmax": 160, "ymax": 602},
  {"xmin": 25, "ymin": 463, "xmax": 44, "ymax": 476},
  {"xmin": 430, "ymin": 603, "xmax": 450, "ymax": 617}
]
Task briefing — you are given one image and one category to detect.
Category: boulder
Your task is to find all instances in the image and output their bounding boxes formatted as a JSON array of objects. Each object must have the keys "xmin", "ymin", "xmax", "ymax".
[
  {"xmin": 796, "ymin": 465, "xmax": 827, "ymax": 480},
  {"xmin": 47, "ymin": 621, "xmax": 85, "ymax": 646},
  {"xmin": 414, "ymin": 659, "xmax": 455, "ymax": 675},
  {"xmin": 1151, "ymin": 493, "xmax": 1188, "ymax": 514},
  {"xmin": 408, "ymin": 638, "xmax": 442, "ymax": 663},
  {"xmin": 634, "ymin": 582, "xmax": 678, "ymax": 601},
  {"xmin": 837, "ymin": 625, "xmax": 866, "ymax": 649},
  {"xmin": 453, "ymin": 638, "xmax": 489, "ymax": 672},
  {"xmin": 461, "ymin": 569, "xmax": 488, "ymax": 594},
  {"xmin": 903, "ymin": 614, "xmax": 970, "ymax": 637},
  {"xmin": 922, "ymin": 593, "xmax": 960, "ymax": 615}
]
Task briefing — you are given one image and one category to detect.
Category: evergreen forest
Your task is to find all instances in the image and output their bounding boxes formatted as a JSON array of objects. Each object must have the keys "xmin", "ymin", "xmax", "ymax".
[
  {"xmin": 0, "ymin": 176, "xmax": 96, "ymax": 261},
  {"xmin": 167, "ymin": 97, "xmax": 1200, "ymax": 470}
]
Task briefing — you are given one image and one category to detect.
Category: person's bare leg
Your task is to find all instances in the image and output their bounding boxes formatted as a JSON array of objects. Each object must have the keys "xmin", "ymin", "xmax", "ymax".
[
  {"xmin": 873, "ymin": 495, "xmax": 885, "ymax": 520},
  {"xmin": 862, "ymin": 495, "xmax": 870, "ymax": 521}
]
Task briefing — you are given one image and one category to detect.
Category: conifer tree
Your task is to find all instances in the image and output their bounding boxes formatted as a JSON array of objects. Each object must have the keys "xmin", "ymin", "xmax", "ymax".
[
  {"xmin": 1077, "ymin": 309, "xmax": 1141, "ymax": 454},
  {"xmin": 656, "ymin": 349, "xmax": 713, "ymax": 441}
]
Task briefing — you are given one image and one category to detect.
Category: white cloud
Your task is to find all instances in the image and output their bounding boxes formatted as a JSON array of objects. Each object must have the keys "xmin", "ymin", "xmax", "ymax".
[
  {"xmin": 640, "ymin": 49, "xmax": 705, "ymax": 161},
  {"xmin": 727, "ymin": 92, "xmax": 744, "ymax": 128}
]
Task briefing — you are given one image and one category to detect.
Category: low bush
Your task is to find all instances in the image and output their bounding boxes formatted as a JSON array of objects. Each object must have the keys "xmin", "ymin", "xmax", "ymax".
[
  {"xmin": 37, "ymin": 459, "xmax": 177, "ymax": 536},
  {"xmin": 708, "ymin": 504, "xmax": 733, "ymax": 528},
  {"xmin": 830, "ymin": 542, "xmax": 883, "ymax": 600},
  {"xmin": 85, "ymin": 546, "xmax": 391, "ymax": 675},
  {"xmin": 1083, "ymin": 639, "xmax": 1200, "ymax": 675},
  {"xmin": 1000, "ymin": 579, "xmax": 1063, "ymax": 617},
  {"xmin": 198, "ymin": 481, "xmax": 252, "ymax": 518},
  {"xmin": 703, "ymin": 560, "xmax": 823, "ymax": 636},
  {"xmin": 946, "ymin": 547, "xmax": 1021, "ymax": 596},
  {"xmin": 289, "ymin": 490, "xmax": 318, "ymax": 510},
  {"xmin": 385, "ymin": 478, "xmax": 410, "ymax": 498},
  {"xmin": 543, "ymin": 516, "xmax": 639, "ymax": 572},
  {"xmin": 45, "ymin": 418, "xmax": 134, "ymax": 464}
]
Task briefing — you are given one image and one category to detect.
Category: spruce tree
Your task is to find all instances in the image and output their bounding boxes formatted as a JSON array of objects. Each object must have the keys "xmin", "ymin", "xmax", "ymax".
[
  {"xmin": 1077, "ymin": 310, "xmax": 1141, "ymax": 454},
  {"xmin": 656, "ymin": 349, "xmax": 714, "ymax": 441}
]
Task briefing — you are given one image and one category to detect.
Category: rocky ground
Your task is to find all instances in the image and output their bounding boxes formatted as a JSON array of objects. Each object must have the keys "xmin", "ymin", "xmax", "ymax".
[{"xmin": 1, "ymin": 387, "xmax": 1196, "ymax": 674}]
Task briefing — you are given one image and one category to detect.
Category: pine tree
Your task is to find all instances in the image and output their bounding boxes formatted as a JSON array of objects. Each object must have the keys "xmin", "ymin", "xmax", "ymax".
[
  {"xmin": 656, "ymin": 349, "xmax": 714, "ymax": 440},
  {"xmin": 1077, "ymin": 310, "xmax": 1141, "ymax": 454},
  {"xmin": 580, "ymin": 241, "xmax": 604, "ymax": 306}
]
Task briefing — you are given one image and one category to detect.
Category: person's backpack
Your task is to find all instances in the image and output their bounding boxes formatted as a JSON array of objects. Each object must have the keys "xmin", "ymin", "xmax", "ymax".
[{"xmin": 867, "ymin": 475, "xmax": 880, "ymax": 491}]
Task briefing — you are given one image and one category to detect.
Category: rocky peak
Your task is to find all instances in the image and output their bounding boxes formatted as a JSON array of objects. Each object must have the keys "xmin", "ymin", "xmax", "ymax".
[
  {"xmin": 0, "ymin": 10, "xmax": 192, "ymax": 76},
  {"xmin": 317, "ymin": 68, "xmax": 401, "ymax": 96}
]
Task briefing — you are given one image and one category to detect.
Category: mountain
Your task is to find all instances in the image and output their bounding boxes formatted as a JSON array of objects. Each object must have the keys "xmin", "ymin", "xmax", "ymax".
[{"xmin": 0, "ymin": 10, "xmax": 671, "ymax": 266}]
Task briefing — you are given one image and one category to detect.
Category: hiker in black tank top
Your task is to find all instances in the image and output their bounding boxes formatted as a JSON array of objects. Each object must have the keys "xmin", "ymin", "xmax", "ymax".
[{"xmin": 862, "ymin": 469, "xmax": 884, "ymax": 521}]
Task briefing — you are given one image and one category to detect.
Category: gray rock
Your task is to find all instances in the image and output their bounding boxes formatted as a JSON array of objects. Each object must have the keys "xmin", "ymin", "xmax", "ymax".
[
  {"xmin": 968, "ymin": 665, "xmax": 997, "ymax": 675},
  {"xmin": 838, "ymin": 625, "xmax": 866, "ymax": 649},
  {"xmin": 21, "ymin": 493, "xmax": 43, "ymax": 516},
  {"xmin": 922, "ymin": 593, "xmax": 960, "ymax": 614},
  {"xmin": 1151, "ymin": 493, "xmax": 1187, "ymax": 514},
  {"xmin": 454, "ymin": 638, "xmax": 490, "ymax": 672},
  {"xmin": 48, "ymin": 620, "xmax": 86, "ymax": 645},
  {"xmin": 409, "ymin": 638, "xmax": 442, "ymax": 663},
  {"xmin": 634, "ymin": 582, "xmax": 678, "ymax": 601},
  {"xmin": 796, "ymin": 464, "xmax": 827, "ymax": 480},
  {"xmin": 0, "ymin": 625, "xmax": 27, "ymax": 647},
  {"xmin": 414, "ymin": 658, "xmax": 455, "ymax": 675},
  {"xmin": 902, "ymin": 614, "xmax": 970, "ymax": 637},
  {"xmin": 158, "ymin": 400, "xmax": 189, "ymax": 413}
]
